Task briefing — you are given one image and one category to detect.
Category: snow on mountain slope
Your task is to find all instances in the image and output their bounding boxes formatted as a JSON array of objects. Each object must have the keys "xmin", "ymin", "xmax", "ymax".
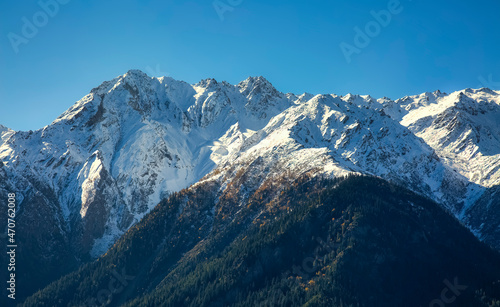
[
  {"xmin": 336, "ymin": 89, "xmax": 500, "ymax": 249},
  {"xmin": 0, "ymin": 125, "xmax": 13, "ymax": 145},
  {"xmin": 1, "ymin": 70, "xmax": 499, "ymax": 259},
  {"xmin": 398, "ymin": 88, "xmax": 500, "ymax": 188},
  {"xmin": 348, "ymin": 88, "xmax": 500, "ymax": 190},
  {"xmin": 339, "ymin": 88, "xmax": 500, "ymax": 189},
  {"xmin": 385, "ymin": 88, "xmax": 500, "ymax": 249},
  {"xmin": 203, "ymin": 92, "xmax": 472, "ymax": 215},
  {"xmin": 0, "ymin": 71, "xmax": 294, "ymax": 257}
]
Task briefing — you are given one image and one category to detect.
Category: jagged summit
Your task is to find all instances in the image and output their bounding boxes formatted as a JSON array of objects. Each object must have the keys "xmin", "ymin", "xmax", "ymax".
[
  {"xmin": 237, "ymin": 75, "xmax": 271, "ymax": 87},
  {"xmin": 124, "ymin": 68, "xmax": 150, "ymax": 78},
  {"xmin": 195, "ymin": 77, "xmax": 219, "ymax": 88},
  {"xmin": 477, "ymin": 87, "xmax": 499, "ymax": 95},
  {"xmin": 237, "ymin": 76, "xmax": 281, "ymax": 97}
]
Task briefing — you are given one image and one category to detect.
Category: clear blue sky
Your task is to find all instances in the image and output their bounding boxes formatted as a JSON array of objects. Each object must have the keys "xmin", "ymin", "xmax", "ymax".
[{"xmin": 1, "ymin": 0, "xmax": 499, "ymax": 131}]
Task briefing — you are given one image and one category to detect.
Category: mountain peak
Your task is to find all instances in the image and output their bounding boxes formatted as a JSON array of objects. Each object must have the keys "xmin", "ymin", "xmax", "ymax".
[
  {"xmin": 120, "ymin": 69, "xmax": 156, "ymax": 88},
  {"xmin": 124, "ymin": 69, "xmax": 150, "ymax": 78},
  {"xmin": 342, "ymin": 93, "xmax": 376, "ymax": 108},
  {"xmin": 238, "ymin": 76, "xmax": 273, "ymax": 90},
  {"xmin": 237, "ymin": 76, "xmax": 282, "ymax": 100},
  {"xmin": 195, "ymin": 78, "xmax": 219, "ymax": 89},
  {"xmin": 0, "ymin": 124, "xmax": 14, "ymax": 144},
  {"xmin": 242, "ymin": 75, "xmax": 269, "ymax": 83},
  {"xmin": 478, "ymin": 87, "xmax": 498, "ymax": 95}
]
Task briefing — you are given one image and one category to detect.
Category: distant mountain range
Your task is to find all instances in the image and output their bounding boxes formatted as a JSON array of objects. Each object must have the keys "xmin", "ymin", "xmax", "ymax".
[{"xmin": 1, "ymin": 70, "xmax": 499, "ymax": 305}]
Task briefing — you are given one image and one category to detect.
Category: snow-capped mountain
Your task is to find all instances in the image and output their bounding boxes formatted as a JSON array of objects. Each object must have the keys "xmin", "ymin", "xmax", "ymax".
[
  {"xmin": 398, "ymin": 89, "xmax": 500, "ymax": 188},
  {"xmin": 394, "ymin": 88, "xmax": 500, "ymax": 246},
  {"xmin": 1, "ymin": 70, "xmax": 499, "ymax": 265},
  {"xmin": 332, "ymin": 88, "xmax": 500, "ymax": 247}
]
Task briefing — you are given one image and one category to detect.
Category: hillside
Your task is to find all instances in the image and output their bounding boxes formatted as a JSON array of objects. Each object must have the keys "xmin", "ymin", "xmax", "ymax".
[{"xmin": 23, "ymin": 175, "xmax": 500, "ymax": 307}]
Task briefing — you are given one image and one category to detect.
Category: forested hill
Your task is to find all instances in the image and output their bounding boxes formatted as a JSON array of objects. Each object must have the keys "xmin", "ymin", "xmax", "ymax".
[{"xmin": 23, "ymin": 175, "xmax": 500, "ymax": 306}]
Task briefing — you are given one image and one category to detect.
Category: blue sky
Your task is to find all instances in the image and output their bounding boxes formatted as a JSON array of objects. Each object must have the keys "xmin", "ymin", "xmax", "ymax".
[{"xmin": 1, "ymin": 0, "xmax": 499, "ymax": 131}]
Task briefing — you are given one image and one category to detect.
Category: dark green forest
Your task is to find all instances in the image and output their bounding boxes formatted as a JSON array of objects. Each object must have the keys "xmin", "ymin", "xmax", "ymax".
[{"xmin": 22, "ymin": 175, "xmax": 500, "ymax": 306}]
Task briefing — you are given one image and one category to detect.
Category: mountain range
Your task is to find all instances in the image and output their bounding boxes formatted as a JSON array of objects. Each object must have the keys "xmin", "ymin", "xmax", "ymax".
[{"xmin": 1, "ymin": 70, "xmax": 499, "ymax": 305}]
